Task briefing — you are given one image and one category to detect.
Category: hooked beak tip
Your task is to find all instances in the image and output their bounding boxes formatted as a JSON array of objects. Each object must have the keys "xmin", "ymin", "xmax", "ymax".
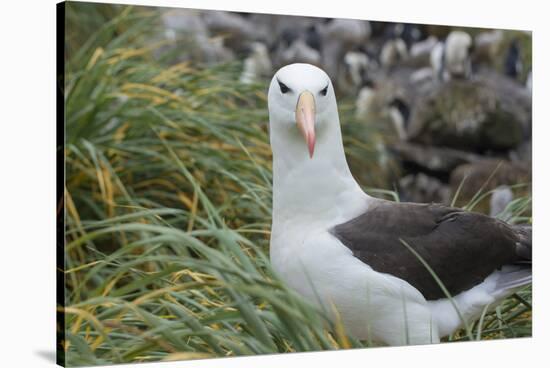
[{"xmin": 307, "ymin": 135, "xmax": 315, "ymax": 158}]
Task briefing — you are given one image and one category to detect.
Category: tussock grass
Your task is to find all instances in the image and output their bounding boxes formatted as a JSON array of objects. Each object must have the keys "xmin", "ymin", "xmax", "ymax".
[{"xmin": 61, "ymin": 3, "xmax": 531, "ymax": 366}]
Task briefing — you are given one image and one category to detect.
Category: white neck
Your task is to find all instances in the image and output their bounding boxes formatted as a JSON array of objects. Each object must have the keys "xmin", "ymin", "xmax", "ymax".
[{"xmin": 270, "ymin": 112, "xmax": 370, "ymax": 228}]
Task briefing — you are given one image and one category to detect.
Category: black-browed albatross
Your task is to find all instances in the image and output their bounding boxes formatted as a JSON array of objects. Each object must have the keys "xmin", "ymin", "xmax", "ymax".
[{"xmin": 268, "ymin": 63, "xmax": 531, "ymax": 346}]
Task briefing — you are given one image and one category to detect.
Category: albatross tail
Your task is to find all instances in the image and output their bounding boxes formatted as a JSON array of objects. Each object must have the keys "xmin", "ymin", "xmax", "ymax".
[
  {"xmin": 493, "ymin": 224, "xmax": 531, "ymax": 294},
  {"xmin": 430, "ymin": 224, "xmax": 531, "ymax": 337},
  {"xmin": 494, "ymin": 266, "xmax": 531, "ymax": 292}
]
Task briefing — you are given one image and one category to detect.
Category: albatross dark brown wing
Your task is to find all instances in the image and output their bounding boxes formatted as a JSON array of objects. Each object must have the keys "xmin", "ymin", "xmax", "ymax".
[{"xmin": 330, "ymin": 200, "xmax": 531, "ymax": 300}]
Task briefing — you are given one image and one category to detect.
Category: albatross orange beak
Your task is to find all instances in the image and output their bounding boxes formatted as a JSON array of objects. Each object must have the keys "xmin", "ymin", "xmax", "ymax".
[{"xmin": 295, "ymin": 91, "xmax": 316, "ymax": 158}]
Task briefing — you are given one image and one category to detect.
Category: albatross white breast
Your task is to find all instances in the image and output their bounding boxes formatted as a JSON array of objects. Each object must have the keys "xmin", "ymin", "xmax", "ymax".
[{"xmin": 268, "ymin": 63, "xmax": 532, "ymax": 346}]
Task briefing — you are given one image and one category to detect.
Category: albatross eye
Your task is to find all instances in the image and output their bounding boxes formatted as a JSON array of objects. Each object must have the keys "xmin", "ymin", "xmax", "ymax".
[
  {"xmin": 320, "ymin": 85, "xmax": 328, "ymax": 96},
  {"xmin": 278, "ymin": 80, "xmax": 290, "ymax": 94}
]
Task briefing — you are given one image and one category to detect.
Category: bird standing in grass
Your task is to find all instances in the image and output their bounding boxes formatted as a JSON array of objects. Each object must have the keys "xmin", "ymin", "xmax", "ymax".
[{"xmin": 268, "ymin": 63, "xmax": 531, "ymax": 346}]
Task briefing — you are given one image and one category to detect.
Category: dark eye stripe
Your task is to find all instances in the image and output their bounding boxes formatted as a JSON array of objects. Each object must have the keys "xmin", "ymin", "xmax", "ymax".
[
  {"xmin": 277, "ymin": 80, "xmax": 290, "ymax": 94},
  {"xmin": 320, "ymin": 85, "xmax": 328, "ymax": 96}
]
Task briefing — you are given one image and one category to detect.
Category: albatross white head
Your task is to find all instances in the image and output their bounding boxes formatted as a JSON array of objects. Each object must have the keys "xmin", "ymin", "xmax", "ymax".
[
  {"xmin": 268, "ymin": 63, "xmax": 369, "ymax": 227},
  {"xmin": 268, "ymin": 63, "xmax": 337, "ymax": 159}
]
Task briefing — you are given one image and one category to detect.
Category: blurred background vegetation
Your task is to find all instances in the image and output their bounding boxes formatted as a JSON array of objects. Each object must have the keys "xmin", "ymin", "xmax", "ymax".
[{"xmin": 61, "ymin": 2, "xmax": 532, "ymax": 366}]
